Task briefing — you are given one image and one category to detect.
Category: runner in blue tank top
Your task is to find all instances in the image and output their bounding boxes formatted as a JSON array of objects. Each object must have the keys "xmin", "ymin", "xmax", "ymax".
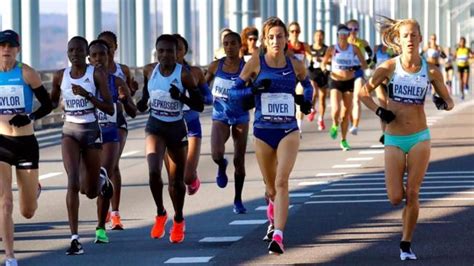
[
  {"xmin": 97, "ymin": 31, "xmax": 138, "ymax": 229},
  {"xmin": 360, "ymin": 17, "xmax": 453, "ymax": 261},
  {"xmin": 88, "ymin": 39, "xmax": 136, "ymax": 236},
  {"xmin": 0, "ymin": 29, "xmax": 53, "ymax": 266},
  {"xmin": 229, "ymin": 17, "xmax": 313, "ymax": 255},
  {"xmin": 162, "ymin": 34, "xmax": 212, "ymax": 196},
  {"xmin": 206, "ymin": 32, "xmax": 250, "ymax": 214}
]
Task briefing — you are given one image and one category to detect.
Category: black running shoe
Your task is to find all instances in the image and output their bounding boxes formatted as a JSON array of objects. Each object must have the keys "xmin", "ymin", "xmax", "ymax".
[
  {"xmin": 268, "ymin": 235, "xmax": 284, "ymax": 255},
  {"xmin": 100, "ymin": 167, "xmax": 114, "ymax": 199},
  {"xmin": 66, "ymin": 239, "xmax": 84, "ymax": 255},
  {"xmin": 263, "ymin": 224, "xmax": 274, "ymax": 242}
]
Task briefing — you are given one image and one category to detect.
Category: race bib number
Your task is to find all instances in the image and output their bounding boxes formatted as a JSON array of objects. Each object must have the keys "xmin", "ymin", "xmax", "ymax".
[
  {"xmin": 261, "ymin": 93, "xmax": 295, "ymax": 123},
  {"xmin": 98, "ymin": 103, "xmax": 117, "ymax": 125},
  {"xmin": 150, "ymin": 90, "xmax": 181, "ymax": 117},
  {"xmin": 0, "ymin": 85, "xmax": 25, "ymax": 114}
]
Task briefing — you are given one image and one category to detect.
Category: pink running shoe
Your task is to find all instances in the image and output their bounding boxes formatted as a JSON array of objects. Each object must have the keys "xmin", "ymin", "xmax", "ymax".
[
  {"xmin": 268, "ymin": 234, "xmax": 284, "ymax": 254},
  {"xmin": 187, "ymin": 177, "xmax": 201, "ymax": 195}
]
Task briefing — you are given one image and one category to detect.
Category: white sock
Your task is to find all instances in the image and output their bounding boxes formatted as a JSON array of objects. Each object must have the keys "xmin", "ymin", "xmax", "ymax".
[
  {"xmin": 111, "ymin": 211, "xmax": 120, "ymax": 217},
  {"xmin": 273, "ymin": 229, "xmax": 283, "ymax": 239},
  {"xmin": 71, "ymin": 234, "xmax": 79, "ymax": 241}
]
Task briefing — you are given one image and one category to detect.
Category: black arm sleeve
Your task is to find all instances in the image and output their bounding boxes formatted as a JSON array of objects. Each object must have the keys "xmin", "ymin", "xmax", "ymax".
[
  {"xmin": 365, "ymin": 46, "xmax": 373, "ymax": 58},
  {"xmin": 31, "ymin": 85, "xmax": 53, "ymax": 120},
  {"xmin": 181, "ymin": 86, "xmax": 204, "ymax": 112},
  {"xmin": 141, "ymin": 77, "xmax": 150, "ymax": 102},
  {"xmin": 440, "ymin": 51, "xmax": 447, "ymax": 59}
]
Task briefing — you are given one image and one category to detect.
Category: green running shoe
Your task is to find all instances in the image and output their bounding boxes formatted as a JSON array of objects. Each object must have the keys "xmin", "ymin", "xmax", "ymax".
[
  {"xmin": 329, "ymin": 124, "xmax": 338, "ymax": 139},
  {"xmin": 95, "ymin": 227, "xmax": 109, "ymax": 244},
  {"xmin": 340, "ymin": 140, "xmax": 351, "ymax": 151}
]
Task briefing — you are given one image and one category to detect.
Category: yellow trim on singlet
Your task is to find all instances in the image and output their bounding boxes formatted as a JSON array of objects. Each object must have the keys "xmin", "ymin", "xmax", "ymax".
[
  {"xmin": 351, "ymin": 38, "xmax": 366, "ymax": 57},
  {"xmin": 456, "ymin": 47, "xmax": 469, "ymax": 67}
]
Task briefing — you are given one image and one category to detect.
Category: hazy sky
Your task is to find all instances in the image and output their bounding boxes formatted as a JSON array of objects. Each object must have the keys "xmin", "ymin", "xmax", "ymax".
[{"xmin": 40, "ymin": 0, "xmax": 119, "ymax": 14}]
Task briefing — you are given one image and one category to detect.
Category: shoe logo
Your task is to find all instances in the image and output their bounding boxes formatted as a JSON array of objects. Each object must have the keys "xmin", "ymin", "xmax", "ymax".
[{"xmin": 282, "ymin": 71, "xmax": 293, "ymax": 76}]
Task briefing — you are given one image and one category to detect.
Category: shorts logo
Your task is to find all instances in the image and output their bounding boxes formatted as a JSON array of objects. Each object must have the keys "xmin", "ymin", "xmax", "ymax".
[
  {"xmin": 94, "ymin": 136, "xmax": 103, "ymax": 144},
  {"xmin": 284, "ymin": 128, "xmax": 293, "ymax": 133},
  {"xmin": 181, "ymin": 136, "xmax": 188, "ymax": 142},
  {"xmin": 18, "ymin": 162, "xmax": 33, "ymax": 167},
  {"xmin": 282, "ymin": 71, "xmax": 293, "ymax": 76}
]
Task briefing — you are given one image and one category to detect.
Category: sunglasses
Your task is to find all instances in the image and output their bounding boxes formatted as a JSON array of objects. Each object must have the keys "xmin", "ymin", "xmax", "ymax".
[{"xmin": 348, "ymin": 27, "xmax": 359, "ymax": 32}]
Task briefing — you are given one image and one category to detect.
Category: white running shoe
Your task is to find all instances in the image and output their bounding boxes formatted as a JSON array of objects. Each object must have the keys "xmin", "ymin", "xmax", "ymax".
[
  {"xmin": 5, "ymin": 258, "xmax": 18, "ymax": 266},
  {"xmin": 400, "ymin": 249, "xmax": 417, "ymax": 260},
  {"xmin": 349, "ymin": 126, "xmax": 358, "ymax": 135}
]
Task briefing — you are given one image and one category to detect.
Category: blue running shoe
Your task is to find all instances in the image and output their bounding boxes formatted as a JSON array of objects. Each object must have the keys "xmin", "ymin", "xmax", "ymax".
[
  {"xmin": 233, "ymin": 200, "xmax": 247, "ymax": 214},
  {"xmin": 216, "ymin": 158, "xmax": 228, "ymax": 188}
]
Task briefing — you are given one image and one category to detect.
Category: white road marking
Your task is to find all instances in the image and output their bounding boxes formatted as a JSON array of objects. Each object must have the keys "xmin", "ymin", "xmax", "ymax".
[
  {"xmin": 298, "ymin": 181, "xmax": 329, "ymax": 186},
  {"xmin": 316, "ymin": 172, "xmax": 346, "ymax": 177},
  {"xmin": 323, "ymin": 185, "xmax": 474, "ymax": 192},
  {"xmin": 305, "ymin": 197, "xmax": 474, "ymax": 204},
  {"xmin": 359, "ymin": 150, "xmax": 384, "ymax": 154},
  {"xmin": 229, "ymin": 220, "xmax": 268, "ymax": 225},
  {"xmin": 255, "ymin": 205, "xmax": 293, "ymax": 211},
  {"xmin": 199, "ymin": 236, "xmax": 242, "ymax": 242},
  {"xmin": 39, "ymin": 172, "xmax": 62, "ymax": 180},
  {"xmin": 346, "ymin": 157, "xmax": 373, "ymax": 161},
  {"xmin": 332, "ymin": 164, "xmax": 362, "ymax": 169},
  {"xmin": 121, "ymin": 150, "xmax": 140, "ymax": 158},
  {"xmin": 289, "ymin": 192, "xmax": 313, "ymax": 197},
  {"xmin": 311, "ymin": 191, "xmax": 474, "ymax": 198},
  {"xmin": 370, "ymin": 144, "xmax": 384, "ymax": 148},
  {"xmin": 331, "ymin": 180, "xmax": 474, "ymax": 186},
  {"xmin": 165, "ymin": 257, "xmax": 214, "ymax": 263}
]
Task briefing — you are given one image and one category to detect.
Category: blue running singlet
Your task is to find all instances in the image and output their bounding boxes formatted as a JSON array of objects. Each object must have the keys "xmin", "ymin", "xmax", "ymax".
[{"xmin": 0, "ymin": 62, "xmax": 34, "ymax": 115}]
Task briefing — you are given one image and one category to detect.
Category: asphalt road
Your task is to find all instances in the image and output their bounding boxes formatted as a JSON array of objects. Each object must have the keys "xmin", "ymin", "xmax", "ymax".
[{"xmin": 6, "ymin": 96, "xmax": 474, "ymax": 266}]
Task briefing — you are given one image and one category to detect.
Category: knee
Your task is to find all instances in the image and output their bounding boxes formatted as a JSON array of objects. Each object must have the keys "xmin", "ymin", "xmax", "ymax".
[
  {"xmin": 20, "ymin": 205, "xmax": 37, "ymax": 219},
  {"xmin": 405, "ymin": 187, "xmax": 420, "ymax": 205},
  {"xmin": 168, "ymin": 178, "xmax": 185, "ymax": 191},
  {"xmin": 275, "ymin": 178, "xmax": 289, "ymax": 192},
  {"xmin": 85, "ymin": 189, "xmax": 98, "ymax": 199},
  {"xmin": 0, "ymin": 197, "xmax": 14, "ymax": 216},
  {"xmin": 387, "ymin": 192, "xmax": 404, "ymax": 206}
]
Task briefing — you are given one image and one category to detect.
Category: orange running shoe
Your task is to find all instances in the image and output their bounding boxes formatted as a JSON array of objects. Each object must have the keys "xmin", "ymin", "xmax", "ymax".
[
  {"xmin": 169, "ymin": 219, "xmax": 186, "ymax": 243},
  {"xmin": 111, "ymin": 214, "xmax": 124, "ymax": 230},
  {"xmin": 150, "ymin": 212, "xmax": 168, "ymax": 239}
]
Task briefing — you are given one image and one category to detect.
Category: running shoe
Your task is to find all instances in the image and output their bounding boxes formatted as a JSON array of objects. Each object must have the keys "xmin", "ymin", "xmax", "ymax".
[
  {"xmin": 318, "ymin": 119, "xmax": 326, "ymax": 131},
  {"xmin": 187, "ymin": 177, "xmax": 201, "ymax": 195},
  {"xmin": 340, "ymin": 140, "xmax": 351, "ymax": 151},
  {"xmin": 66, "ymin": 239, "xmax": 84, "ymax": 255},
  {"xmin": 36, "ymin": 183, "xmax": 42, "ymax": 199},
  {"xmin": 263, "ymin": 224, "xmax": 274, "ymax": 242},
  {"xmin": 266, "ymin": 200, "xmax": 274, "ymax": 224},
  {"xmin": 216, "ymin": 158, "xmax": 228, "ymax": 188},
  {"xmin": 169, "ymin": 219, "xmax": 186, "ymax": 243},
  {"xmin": 99, "ymin": 167, "xmax": 114, "ymax": 199},
  {"xmin": 268, "ymin": 234, "xmax": 284, "ymax": 255},
  {"xmin": 349, "ymin": 126, "xmax": 358, "ymax": 135},
  {"xmin": 151, "ymin": 212, "xmax": 168, "ymax": 239},
  {"xmin": 94, "ymin": 227, "xmax": 109, "ymax": 243},
  {"xmin": 5, "ymin": 258, "xmax": 18, "ymax": 266},
  {"xmin": 307, "ymin": 109, "xmax": 316, "ymax": 122},
  {"xmin": 233, "ymin": 200, "xmax": 247, "ymax": 214},
  {"xmin": 400, "ymin": 249, "xmax": 417, "ymax": 260},
  {"xmin": 329, "ymin": 124, "xmax": 338, "ymax": 139},
  {"xmin": 111, "ymin": 214, "xmax": 124, "ymax": 230}
]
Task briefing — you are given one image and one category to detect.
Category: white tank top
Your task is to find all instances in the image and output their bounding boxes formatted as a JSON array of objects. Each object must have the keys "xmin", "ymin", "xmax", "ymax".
[
  {"xmin": 388, "ymin": 56, "xmax": 429, "ymax": 105},
  {"xmin": 426, "ymin": 48, "xmax": 440, "ymax": 59},
  {"xmin": 332, "ymin": 44, "xmax": 355, "ymax": 71},
  {"xmin": 148, "ymin": 63, "xmax": 185, "ymax": 122},
  {"xmin": 61, "ymin": 65, "xmax": 97, "ymax": 123}
]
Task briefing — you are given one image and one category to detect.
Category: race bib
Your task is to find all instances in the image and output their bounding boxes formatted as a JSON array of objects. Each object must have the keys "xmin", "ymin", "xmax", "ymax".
[
  {"xmin": 64, "ymin": 95, "xmax": 95, "ymax": 115},
  {"xmin": 294, "ymin": 54, "xmax": 305, "ymax": 61},
  {"xmin": 0, "ymin": 85, "xmax": 25, "ymax": 114},
  {"xmin": 261, "ymin": 93, "xmax": 295, "ymax": 123},
  {"xmin": 98, "ymin": 103, "xmax": 117, "ymax": 125},
  {"xmin": 389, "ymin": 77, "xmax": 428, "ymax": 105},
  {"xmin": 150, "ymin": 90, "xmax": 181, "ymax": 117},
  {"xmin": 212, "ymin": 77, "xmax": 234, "ymax": 99}
]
